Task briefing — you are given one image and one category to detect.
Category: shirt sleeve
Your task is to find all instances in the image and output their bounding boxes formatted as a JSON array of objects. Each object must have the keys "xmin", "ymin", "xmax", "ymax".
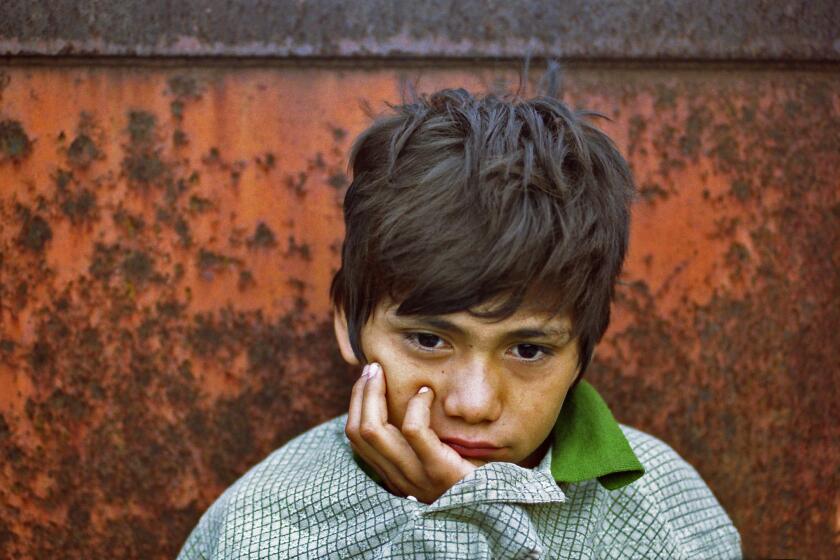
[
  {"xmin": 176, "ymin": 483, "xmax": 237, "ymax": 560},
  {"xmin": 177, "ymin": 526, "xmax": 210, "ymax": 560}
]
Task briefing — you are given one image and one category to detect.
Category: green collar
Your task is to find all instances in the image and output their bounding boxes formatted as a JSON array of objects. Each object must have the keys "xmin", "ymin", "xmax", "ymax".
[
  {"xmin": 352, "ymin": 380, "xmax": 644, "ymax": 491},
  {"xmin": 550, "ymin": 380, "xmax": 645, "ymax": 490}
]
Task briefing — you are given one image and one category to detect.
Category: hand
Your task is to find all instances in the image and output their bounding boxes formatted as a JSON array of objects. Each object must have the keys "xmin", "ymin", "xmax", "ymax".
[{"xmin": 345, "ymin": 362, "xmax": 477, "ymax": 504}]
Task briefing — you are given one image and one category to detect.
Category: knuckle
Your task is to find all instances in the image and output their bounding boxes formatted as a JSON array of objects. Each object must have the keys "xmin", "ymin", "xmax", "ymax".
[
  {"xmin": 423, "ymin": 463, "xmax": 447, "ymax": 482},
  {"xmin": 394, "ymin": 457, "xmax": 416, "ymax": 478},
  {"xmin": 344, "ymin": 424, "xmax": 357, "ymax": 441},
  {"xmin": 422, "ymin": 464, "xmax": 438, "ymax": 481},
  {"xmin": 358, "ymin": 422, "xmax": 379, "ymax": 441},
  {"xmin": 401, "ymin": 420, "xmax": 423, "ymax": 438}
]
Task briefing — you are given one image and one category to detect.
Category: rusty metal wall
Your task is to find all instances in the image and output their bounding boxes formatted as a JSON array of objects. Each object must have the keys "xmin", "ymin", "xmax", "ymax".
[
  {"xmin": 2, "ymin": 0, "xmax": 840, "ymax": 60},
  {"xmin": 1, "ymin": 61, "xmax": 837, "ymax": 560}
]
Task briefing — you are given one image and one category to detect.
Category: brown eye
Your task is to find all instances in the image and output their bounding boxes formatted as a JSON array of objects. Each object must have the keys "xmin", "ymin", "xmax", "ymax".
[
  {"xmin": 416, "ymin": 333, "xmax": 443, "ymax": 348},
  {"xmin": 402, "ymin": 332, "xmax": 448, "ymax": 352},
  {"xmin": 511, "ymin": 344, "xmax": 551, "ymax": 361}
]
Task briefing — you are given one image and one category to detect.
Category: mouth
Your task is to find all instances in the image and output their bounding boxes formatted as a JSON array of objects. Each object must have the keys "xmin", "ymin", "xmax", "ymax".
[{"xmin": 440, "ymin": 437, "xmax": 503, "ymax": 459}]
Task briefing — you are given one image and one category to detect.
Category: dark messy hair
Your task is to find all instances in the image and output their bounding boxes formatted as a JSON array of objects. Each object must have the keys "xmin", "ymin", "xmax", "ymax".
[{"xmin": 330, "ymin": 67, "xmax": 635, "ymax": 379}]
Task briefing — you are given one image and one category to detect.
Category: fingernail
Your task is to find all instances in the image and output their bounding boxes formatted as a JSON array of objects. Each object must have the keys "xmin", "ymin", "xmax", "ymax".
[
  {"xmin": 418, "ymin": 386, "xmax": 431, "ymax": 394},
  {"xmin": 361, "ymin": 364, "xmax": 370, "ymax": 378},
  {"xmin": 368, "ymin": 363, "xmax": 380, "ymax": 378}
]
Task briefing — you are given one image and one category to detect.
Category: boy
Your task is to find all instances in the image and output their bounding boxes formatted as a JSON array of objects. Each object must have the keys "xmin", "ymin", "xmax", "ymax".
[{"xmin": 178, "ymin": 77, "xmax": 741, "ymax": 559}]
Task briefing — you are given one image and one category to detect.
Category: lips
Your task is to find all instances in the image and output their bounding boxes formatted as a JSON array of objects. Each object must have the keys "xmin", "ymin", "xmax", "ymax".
[{"xmin": 440, "ymin": 437, "xmax": 502, "ymax": 459}]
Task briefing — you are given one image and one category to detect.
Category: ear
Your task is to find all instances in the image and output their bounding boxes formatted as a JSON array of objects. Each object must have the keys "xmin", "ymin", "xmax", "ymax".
[{"xmin": 333, "ymin": 307, "xmax": 361, "ymax": 366}]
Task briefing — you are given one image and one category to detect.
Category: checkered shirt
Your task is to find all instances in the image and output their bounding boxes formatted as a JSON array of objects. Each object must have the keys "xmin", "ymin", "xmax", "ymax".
[{"xmin": 177, "ymin": 415, "xmax": 741, "ymax": 559}]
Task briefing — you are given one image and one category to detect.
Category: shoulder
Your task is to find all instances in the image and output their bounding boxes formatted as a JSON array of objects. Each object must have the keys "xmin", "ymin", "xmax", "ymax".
[
  {"xmin": 177, "ymin": 415, "xmax": 349, "ymax": 559},
  {"xmin": 620, "ymin": 424, "xmax": 707, "ymax": 485},
  {"xmin": 600, "ymin": 424, "xmax": 742, "ymax": 559},
  {"xmin": 223, "ymin": 414, "xmax": 348, "ymax": 501},
  {"xmin": 619, "ymin": 424, "xmax": 727, "ymax": 506}
]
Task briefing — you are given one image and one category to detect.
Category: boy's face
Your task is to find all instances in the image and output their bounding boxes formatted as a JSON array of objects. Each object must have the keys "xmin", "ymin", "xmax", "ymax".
[{"xmin": 335, "ymin": 298, "xmax": 581, "ymax": 468}]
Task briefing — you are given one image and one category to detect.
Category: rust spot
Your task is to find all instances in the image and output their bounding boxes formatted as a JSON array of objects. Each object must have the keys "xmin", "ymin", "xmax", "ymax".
[
  {"xmin": 255, "ymin": 152, "xmax": 276, "ymax": 172},
  {"xmin": 679, "ymin": 106, "xmax": 712, "ymax": 160},
  {"xmin": 122, "ymin": 111, "xmax": 167, "ymax": 187},
  {"xmin": 121, "ymin": 250, "xmax": 157, "ymax": 285},
  {"xmin": 66, "ymin": 113, "xmax": 103, "ymax": 169},
  {"xmin": 284, "ymin": 171, "xmax": 308, "ymax": 197},
  {"xmin": 27, "ymin": 340, "xmax": 53, "ymax": 386},
  {"xmin": 238, "ymin": 269, "xmax": 256, "ymax": 291},
  {"xmin": 330, "ymin": 126, "xmax": 347, "ymax": 142},
  {"xmin": 16, "ymin": 205, "xmax": 52, "ymax": 252},
  {"xmin": 173, "ymin": 215, "xmax": 192, "ymax": 247},
  {"xmin": 327, "ymin": 171, "xmax": 349, "ymax": 189},
  {"xmin": 170, "ymin": 100, "xmax": 185, "ymax": 120},
  {"xmin": 54, "ymin": 169, "xmax": 97, "ymax": 224},
  {"xmin": 88, "ymin": 242, "xmax": 122, "ymax": 281},
  {"xmin": 246, "ymin": 222, "xmax": 277, "ymax": 249},
  {"xmin": 729, "ymin": 179, "xmax": 751, "ymax": 202},
  {"xmin": 638, "ymin": 181, "xmax": 670, "ymax": 203},
  {"xmin": 0, "ymin": 119, "xmax": 32, "ymax": 162},
  {"xmin": 67, "ymin": 134, "xmax": 100, "ymax": 168},
  {"xmin": 197, "ymin": 249, "xmax": 243, "ymax": 280},
  {"xmin": 172, "ymin": 129, "xmax": 189, "ymax": 147},
  {"xmin": 188, "ymin": 194, "xmax": 212, "ymax": 213},
  {"xmin": 125, "ymin": 154, "xmax": 166, "ymax": 185},
  {"xmin": 112, "ymin": 206, "xmax": 146, "ymax": 237},
  {"xmin": 310, "ymin": 152, "xmax": 326, "ymax": 170},
  {"xmin": 653, "ymin": 83, "xmax": 677, "ymax": 110},
  {"xmin": 167, "ymin": 75, "xmax": 203, "ymax": 101},
  {"xmin": 284, "ymin": 236, "xmax": 311, "ymax": 261}
]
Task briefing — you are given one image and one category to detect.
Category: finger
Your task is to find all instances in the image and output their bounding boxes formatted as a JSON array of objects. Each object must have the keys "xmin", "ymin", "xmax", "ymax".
[
  {"xmin": 357, "ymin": 363, "xmax": 426, "ymax": 487},
  {"xmin": 345, "ymin": 364, "xmax": 369, "ymax": 438},
  {"xmin": 360, "ymin": 362, "xmax": 388, "ymax": 426},
  {"xmin": 347, "ymin": 365, "xmax": 395, "ymax": 477},
  {"xmin": 400, "ymin": 386, "xmax": 438, "ymax": 456},
  {"xmin": 401, "ymin": 386, "xmax": 468, "ymax": 477},
  {"xmin": 358, "ymin": 362, "xmax": 413, "ymax": 462},
  {"xmin": 348, "ymin": 364, "xmax": 393, "ymax": 462},
  {"xmin": 346, "ymin": 364, "xmax": 419, "ymax": 495},
  {"xmin": 350, "ymin": 438, "xmax": 414, "ymax": 497}
]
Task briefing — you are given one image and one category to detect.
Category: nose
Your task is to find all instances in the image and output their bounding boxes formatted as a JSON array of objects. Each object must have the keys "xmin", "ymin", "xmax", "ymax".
[{"xmin": 440, "ymin": 358, "xmax": 503, "ymax": 424}]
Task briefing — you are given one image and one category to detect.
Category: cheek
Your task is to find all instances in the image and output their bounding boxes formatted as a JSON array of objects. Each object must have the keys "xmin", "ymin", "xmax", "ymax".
[
  {"xmin": 384, "ymin": 367, "xmax": 431, "ymax": 428},
  {"xmin": 363, "ymin": 339, "xmax": 430, "ymax": 425},
  {"xmin": 508, "ymin": 380, "xmax": 573, "ymax": 445}
]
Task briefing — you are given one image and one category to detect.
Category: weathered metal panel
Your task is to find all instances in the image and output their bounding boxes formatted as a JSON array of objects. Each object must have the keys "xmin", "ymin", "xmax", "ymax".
[
  {"xmin": 0, "ymin": 64, "xmax": 838, "ymax": 559},
  {"xmin": 1, "ymin": 0, "xmax": 839, "ymax": 60}
]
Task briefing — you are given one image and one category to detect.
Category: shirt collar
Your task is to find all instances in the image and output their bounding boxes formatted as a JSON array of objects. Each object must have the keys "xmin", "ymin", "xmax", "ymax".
[{"xmin": 549, "ymin": 379, "xmax": 645, "ymax": 490}]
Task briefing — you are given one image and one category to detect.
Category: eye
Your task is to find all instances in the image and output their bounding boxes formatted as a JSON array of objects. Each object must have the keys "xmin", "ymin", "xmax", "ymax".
[
  {"xmin": 404, "ymin": 332, "xmax": 448, "ymax": 352},
  {"xmin": 509, "ymin": 343, "xmax": 552, "ymax": 362}
]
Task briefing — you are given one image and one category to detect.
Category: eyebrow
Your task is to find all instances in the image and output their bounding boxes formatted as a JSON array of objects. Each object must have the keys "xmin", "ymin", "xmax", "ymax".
[{"xmin": 391, "ymin": 316, "xmax": 571, "ymax": 341}]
